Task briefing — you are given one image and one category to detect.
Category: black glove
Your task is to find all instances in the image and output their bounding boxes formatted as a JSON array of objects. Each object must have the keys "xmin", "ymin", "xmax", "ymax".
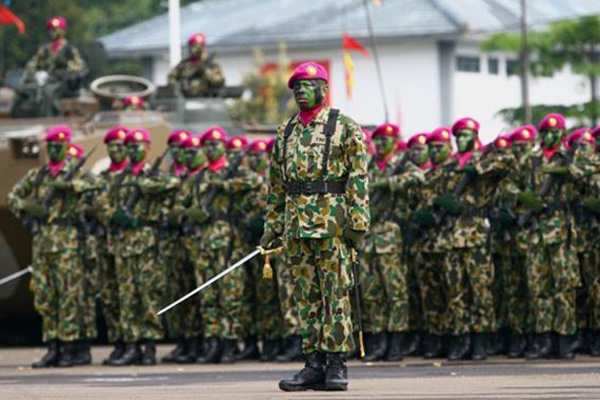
[
  {"xmin": 344, "ymin": 228, "xmax": 366, "ymax": 250},
  {"xmin": 413, "ymin": 209, "xmax": 435, "ymax": 228},
  {"xmin": 434, "ymin": 195, "xmax": 463, "ymax": 216}
]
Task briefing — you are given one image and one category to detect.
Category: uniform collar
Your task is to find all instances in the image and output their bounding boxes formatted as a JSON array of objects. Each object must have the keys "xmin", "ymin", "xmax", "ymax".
[{"xmin": 293, "ymin": 105, "xmax": 331, "ymax": 127}]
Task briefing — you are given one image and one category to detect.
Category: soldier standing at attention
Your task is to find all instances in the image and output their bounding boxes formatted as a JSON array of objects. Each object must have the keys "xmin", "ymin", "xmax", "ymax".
[
  {"xmin": 97, "ymin": 127, "xmax": 129, "ymax": 365},
  {"xmin": 168, "ymin": 33, "xmax": 225, "ymax": 98},
  {"xmin": 261, "ymin": 62, "xmax": 370, "ymax": 391},
  {"xmin": 8, "ymin": 126, "xmax": 86, "ymax": 367}
]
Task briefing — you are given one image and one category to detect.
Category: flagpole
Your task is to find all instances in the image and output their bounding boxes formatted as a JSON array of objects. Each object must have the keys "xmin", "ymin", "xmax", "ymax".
[{"xmin": 362, "ymin": 0, "xmax": 389, "ymax": 122}]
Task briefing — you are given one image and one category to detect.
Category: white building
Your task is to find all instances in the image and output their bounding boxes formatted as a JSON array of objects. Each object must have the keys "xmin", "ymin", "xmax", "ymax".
[{"xmin": 99, "ymin": 0, "xmax": 600, "ymax": 143}]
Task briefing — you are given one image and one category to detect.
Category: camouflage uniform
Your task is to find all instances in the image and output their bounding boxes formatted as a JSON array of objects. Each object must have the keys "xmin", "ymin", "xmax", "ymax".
[
  {"xmin": 265, "ymin": 107, "xmax": 370, "ymax": 354},
  {"xmin": 168, "ymin": 56, "xmax": 225, "ymax": 98},
  {"xmin": 110, "ymin": 165, "xmax": 170, "ymax": 343},
  {"xmin": 8, "ymin": 163, "xmax": 85, "ymax": 343}
]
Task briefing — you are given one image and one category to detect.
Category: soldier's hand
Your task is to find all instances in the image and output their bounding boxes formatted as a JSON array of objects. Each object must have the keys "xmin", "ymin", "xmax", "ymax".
[
  {"xmin": 413, "ymin": 209, "xmax": 435, "ymax": 228},
  {"xmin": 434, "ymin": 195, "xmax": 462, "ymax": 216},
  {"xmin": 583, "ymin": 196, "xmax": 600, "ymax": 214},
  {"xmin": 22, "ymin": 200, "xmax": 45, "ymax": 218},
  {"xmin": 259, "ymin": 228, "xmax": 278, "ymax": 249},
  {"xmin": 370, "ymin": 179, "xmax": 389, "ymax": 190},
  {"xmin": 47, "ymin": 179, "xmax": 71, "ymax": 191},
  {"xmin": 168, "ymin": 209, "xmax": 183, "ymax": 225},
  {"xmin": 112, "ymin": 208, "xmax": 133, "ymax": 228},
  {"xmin": 517, "ymin": 191, "xmax": 544, "ymax": 213},
  {"xmin": 185, "ymin": 207, "xmax": 210, "ymax": 223},
  {"xmin": 344, "ymin": 228, "xmax": 366, "ymax": 250}
]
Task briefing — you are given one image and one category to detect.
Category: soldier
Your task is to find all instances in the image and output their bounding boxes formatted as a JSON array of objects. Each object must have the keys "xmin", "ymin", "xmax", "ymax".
[
  {"xmin": 227, "ymin": 135, "xmax": 249, "ymax": 163},
  {"xmin": 183, "ymin": 126, "xmax": 261, "ymax": 364},
  {"xmin": 168, "ymin": 33, "xmax": 225, "ymax": 98},
  {"xmin": 517, "ymin": 114, "xmax": 580, "ymax": 359},
  {"xmin": 15, "ymin": 16, "xmax": 86, "ymax": 117},
  {"xmin": 97, "ymin": 127, "xmax": 129, "ymax": 365},
  {"xmin": 261, "ymin": 62, "xmax": 370, "ymax": 391},
  {"xmin": 360, "ymin": 123, "xmax": 408, "ymax": 362},
  {"xmin": 8, "ymin": 126, "xmax": 86, "ymax": 367},
  {"xmin": 109, "ymin": 128, "xmax": 171, "ymax": 366}
]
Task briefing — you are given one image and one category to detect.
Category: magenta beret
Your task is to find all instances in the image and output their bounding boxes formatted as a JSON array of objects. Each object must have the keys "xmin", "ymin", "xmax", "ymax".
[
  {"xmin": 188, "ymin": 33, "xmax": 206, "ymax": 46},
  {"xmin": 287, "ymin": 62, "xmax": 328, "ymax": 89},
  {"xmin": 168, "ymin": 130, "xmax": 192, "ymax": 145},
  {"xmin": 46, "ymin": 16, "xmax": 66, "ymax": 31},
  {"xmin": 452, "ymin": 117, "xmax": 480, "ymax": 135},
  {"xmin": 539, "ymin": 113, "xmax": 566, "ymax": 131},
  {"xmin": 125, "ymin": 128, "xmax": 151, "ymax": 143},
  {"xmin": 181, "ymin": 135, "xmax": 202, "ymax": 149},
  {"xmin": 249, "ymin": 139, "xmax": 269, "ymax": 153},
  {"xmin": 407, "ymin": 133, "xmax": 428, "ymax": 148},
  {"xmin": 565, "ymin": 127, "xmax": 594, "ymax": 149},
  {"xmin": 227, "ymin": 135, "xmax": 249, "ymax": 150},
  {"xmin": 201, "ymin": 126, "xmax": 228, "ymax": 144},
  {"xmin": 427, "ymin": 127, "xmax": 452, "ymax": 143},
  {"xmin": 508, "ymin": 125, "xmax": 537, "ymax": 143},
  {"xmin": 45, "ymin": 125, "xmax": 72, "ymax": 142},
  {"xmin": 372, "ymin": 123, "xmax": 400, "ymax": 139}
]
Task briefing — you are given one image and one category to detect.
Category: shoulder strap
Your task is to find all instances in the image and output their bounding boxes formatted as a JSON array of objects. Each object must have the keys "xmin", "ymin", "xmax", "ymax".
[
  {"xmin": 33, "ymin": 165, "xmax": 49, "ymax": 200},
  {"xmin": 282, "ymin": 115, "xmax": 296, "ymax": 181},
  {"xmin": 320, "ymin": 108, "xmax": 339, "ymax": 178}
]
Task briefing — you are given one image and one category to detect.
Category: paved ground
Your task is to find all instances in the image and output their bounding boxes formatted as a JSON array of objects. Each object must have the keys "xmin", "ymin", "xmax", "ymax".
[{"xmin": 1, "ymin": 346, "xmax": 600, "ymax": 399}]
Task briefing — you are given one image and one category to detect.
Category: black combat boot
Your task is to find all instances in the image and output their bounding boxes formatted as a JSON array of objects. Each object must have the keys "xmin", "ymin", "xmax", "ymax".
[
  {"xmin": 507, "ymin": 334, "xmax": 527, "ymax": 359},
  {"xmin": 524, "ymin": 332, "xmax": 553, "ymax": 360},
  {"xmin": 423, "ymin": 334, "xmax": 443, "ymax": 359},
  {"xmin": 557, "ymin": 334, "xmax": 575, "ymax": 359},
  {"xmin": 279, "ymin": 352, "xmax": 326, "ymax": 392},
  {"xmin": 197, "ymin": 337, "xmax": 220, "ymax": 364},
  {"xmin": 590, "ymin": 331, "xmax": 600, "ymax": 357},
  {"xmin": 260, "ymin": 339, "xmax": 281, "ymax": 362},
  {"xmin": 111, "ymin": 342, "xmax": 142, "ymax": 366},
  {"xmin": 276, "ymin": 335, "xmax": 303, "ymax": 362},
  {"xmin": 176, "ymin": 337, "xmax": 200, "ymax": 364},
  {"xmin": 471, "ymin": 333, "xmax": 487, "ymax": 361},
  {"xmin": 447, "ymin": 334, "xmax": 471, "ymax": 361},
  {"xmin": 403, "ymin": 331, "xmax": 421, "ymax": 356},
  {"xmin": 235, "ymin": 335, "xmax": 260, "ymax": 361},
  {"xmin": 73, "ymin": 340, "xmax": 92, "ymax": 365},
  {"xmin": 364, "ymin": 332, "xmax": 388, "ymax": 361},
  {"xmin": 324, "ymin": 353, "xmax": 348, "ymax": 391},
  {"xmin": 220, "ymin": 339, "xmax": 238, "ymax": 364},
  {"xmin": 572, "ymin": 330, "xmax": 587, "ymax": 354},
  {"xmin": 103, "ymin": 340, "xmax": 125, "ymax": 365},
  {"xmin": 141, "ymin": 340, "xmax": 157, "ymax": 365},
  {"xmin": 161, "ymin": 339, "xmax": 186, "ymax": 363},
  {"xmin": 32, "ymin": 340, "xmax": 60, "ymax": 368},
  {"xmin": 486, "ymin": 331, "xmax": 507, "ymax": 356},
  {"xmin": 57, "ymin": 341, "xmax": 76, "ymax": 367},
  {"xmin": 386, "ymin": 333, "xmax": 405, "ymax": 361}
]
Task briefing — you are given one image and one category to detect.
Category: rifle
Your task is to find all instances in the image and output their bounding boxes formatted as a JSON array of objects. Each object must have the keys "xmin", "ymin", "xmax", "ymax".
[
  {"xmin": 201, "ymin": 148, "xmax": 250, "ymax": 211},
  {"xmin": 42, "ymin": 147, "xmax": 97, "ymax": 217},
  {"xmin": 181, "ymin": 168, "xmax": 208, "ymax": 237},
  {"xmin": 518, "ymin": 143, "xmax": 578, "ymax": 230},
  {"xmin": 350, "ymin": 248, "xmax": 366, "ymax": 359},
  {"xmin": 123, "ymin": 147, "xmax": 169, "ymax": 216}
]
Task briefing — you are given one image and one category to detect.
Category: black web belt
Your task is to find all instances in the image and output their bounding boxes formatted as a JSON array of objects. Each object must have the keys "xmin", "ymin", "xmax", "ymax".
[{"xmin": 286, "ymin": 181, "xmax": 347, "ymax": 195}]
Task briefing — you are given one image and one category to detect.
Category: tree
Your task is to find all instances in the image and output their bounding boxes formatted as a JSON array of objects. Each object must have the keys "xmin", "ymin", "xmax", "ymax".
[{"xmin": 482, "ymin": 15, "xmax": 600, "ymax": 126}]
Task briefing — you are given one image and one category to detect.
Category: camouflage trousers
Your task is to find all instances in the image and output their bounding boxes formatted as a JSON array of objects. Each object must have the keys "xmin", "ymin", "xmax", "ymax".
[
  {"xmin": 286, "ymin": 236, "xmax": 354, "ymax": 354},
  {"xmin": 239, "ymin": 248, "xmax": 258, "ymax": 338},
  {"xmin": 415, "ymin": 251, "xmax": 446, "ymax": 336},
  {"xmin": 193, "ymin": 244, "xmax": 246, "ymax": 340},
  {"xmin": 443, "ymin": 247, "xmax": 495, "ymax": 335},
  {"xmin": 501, "ymin": 243, "xmax": 530, "ymax": 335},
  {"xmin": 162, "ymin": 236, "xmax": 202, "ymax": 340},
  {"xmin": 248, "ymin": 258, "xmax": 284, "ymax": 340},
  {"xmin": 406, "ymin": 251, "xmax": 423, "ymax": 332},
  {"xmin": 578, "ymin": 242, "xmax": 600, "ymax": 331},
  {"xmin": 275, "ymin": 254, "xmax": 301, "ymax": 338},
  {"xmin": 525, "ymin": 241, "xmax": 579, "ymax": 335},
  {"xmin": 34, "ymin": 249, "xmax": 83, "ymax": 343},
  {"xmin": 99, "ymin": 253, "xmax": 122, "ymax": 343},
  {"xmin": 115, "ymin": 249, "xmax": 165, "ymax": 342},
  {"xmin": 80, "ymin": 256, "xmax": 99, "ymax": 340},
  {"xmin": 360, "ymin": 252, "xmax": 409, "ymax": 334}
]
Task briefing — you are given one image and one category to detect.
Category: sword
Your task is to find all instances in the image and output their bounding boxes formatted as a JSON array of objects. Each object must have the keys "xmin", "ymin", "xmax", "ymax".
[
  {"xmin": 157, "ymin": 249, "xmax": 261, "ymax": 316},
  {"xmin": 0, "ymin": 267, "xmax": 32, "ymax": 287}
]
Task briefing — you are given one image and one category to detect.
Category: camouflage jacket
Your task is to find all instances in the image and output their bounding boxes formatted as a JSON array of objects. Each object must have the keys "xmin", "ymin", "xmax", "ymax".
[
  {"xmin": 192, "ymin": 162, "xmax": 262, "ymax": 250},
  {"xmin": 168, "ymin": 56, "xmax": 225, "ymax": 97},
  {"xmin": 363, "ymin": 152, "xmax": 404, "ymax": 254},
  {"xmin": 26, "ymin": 41, "xmax": 86, "ymax": 75},
  {"xmin": 265, "ymin": 107, "xmax": 370, "ymax": 239},
  {"xmin": 8, "ymin": 162, "xmax": 86, "ymax": 253}
]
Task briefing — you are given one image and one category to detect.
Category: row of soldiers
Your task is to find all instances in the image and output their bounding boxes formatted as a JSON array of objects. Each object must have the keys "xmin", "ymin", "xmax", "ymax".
[
  {"xmin": 361, "ymin": 114, "xmax": 600, "ymax": 362},
  {"xmin": 7, "ymin": 125, "xmax": 303, "ymax": 368}
]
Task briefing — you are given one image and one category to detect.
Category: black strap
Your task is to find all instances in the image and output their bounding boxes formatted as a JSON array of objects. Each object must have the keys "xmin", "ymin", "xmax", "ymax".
[
  {"xmin": 282, "ymin": 115, "xmax": 296, "ymax": 181},
  {"xmin": 33, "ymin": 165, "xmax": 49, "ymax": 200},
  {"xmin": 320, "ymin": 109, "xmax": 339, "ymax": 177},
  {"xmin": 286, "ymin": 180, "xmax": 347, "ymax": 195}
]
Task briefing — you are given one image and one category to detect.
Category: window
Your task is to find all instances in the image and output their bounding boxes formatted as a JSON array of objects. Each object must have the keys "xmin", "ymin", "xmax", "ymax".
[
  {"xmin": 507, "ymin": 59, "xmax": 520, "ymax": 76},
  {"xmin": 488, "ymin": 57, "xmax": 499, "ymax": 75},
  {"xmin": 456, "ymin": 56, "xmax": 480, "ymax": 73}
]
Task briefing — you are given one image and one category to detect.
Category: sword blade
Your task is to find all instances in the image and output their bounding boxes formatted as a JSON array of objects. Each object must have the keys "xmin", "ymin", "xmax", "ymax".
[
  {"xmin": 0, "ymin": 267, "xmax": 32, "ymax": 287},
  {"xmin": 157, "ymin": 249, "xmax": 261, "ymax": 316}
]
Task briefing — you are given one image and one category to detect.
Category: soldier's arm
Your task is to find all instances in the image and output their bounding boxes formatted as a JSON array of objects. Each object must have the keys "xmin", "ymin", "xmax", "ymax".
[
  {"xmin": 344, "ymin": 121, "xmax": 370, "ymax": 232},
  {"xmin": 168, "ymin": 62, "xmax": 183, "ymax": 85},
  {"xmin": 137, "ymin": 175, "xmax": 179, "ymax": 195},
  {"xmin": 264, "ymin": 126, "xmax": 287, "ymax": 236},
  {"xmin": 67, "ymin": 46, "xmax": 86, "ymax": 73},
  {"xmin": 388, "ymin": 168, "xmax": 425, "ymax": 193},
  {"xmin": 7, "ymin": 169, "xmax": 38, "ymax": 217},
  {"xmin": 25, "ymin": 46, "xmax": 45, "ymax": 73},
  {"xmin": 205, "ymin": 63, "xmax": 225, "ymax": 88}
]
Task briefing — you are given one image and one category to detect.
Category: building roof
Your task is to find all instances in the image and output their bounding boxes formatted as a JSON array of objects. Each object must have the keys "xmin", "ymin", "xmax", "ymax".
[{"xmin": 99, "ymin": 0, "xmax": 600, "ymax": 56}]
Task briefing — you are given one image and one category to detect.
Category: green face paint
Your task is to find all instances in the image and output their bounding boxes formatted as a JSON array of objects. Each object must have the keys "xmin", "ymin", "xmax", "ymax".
[
  {"xmin": 293, "ymin": 80, "xmax": 323, "ymax": 111},
  {"xmin": 429, "ymin": 143, "xmax": 450, "ymax": 165},
  {"xmin": 186, "ymin": 148, "xmax": 205, "ymax": 169},
  {"xmin": 204, "ymin": 140, "xmax": 225, "ymax": 162},
  {"xmin": 578, "ymin": 141, "xmax": 593, "ymax": 154},
  {"xmin": 107, "ymin": 141, "xmax": 127, "ymax": 163},
  {"xmin": 170, "ymin": 144, "xmax": 186, "ymax": 165},
  {"xmin": 511, "ymin": 141, "xmax": 531, "ymax": 160},
  {"xmin": 47, "ymin": 142, "xmax": 67, "ymax": 162},
  {"xmin": 410, "ymin": 145, "xmax": 429, "ymax": 166},
  {"xmin": 50, "ymin": 28, "xmax": 64, "ymax": 41},
  {"xmin": 541, "ymin": 129, "xmax": 562, "ymax": 149},
  {"xmin": 456, "ymin": 129, "xmax": 476, "ymax": 153},
  {"xmin": 248, "ymin": 152, "xmax": 268, "ymax": 173},
  {"xmin": 372, "ymin": 136, "xmax": 396, "ymax": 158},
  {"xmin": 189, "ymin": 44, "xmax": 205, "ymax": 58},
  {"xmin": 127, "ymin": 142, "xmax": 147, "ymax": 164}
]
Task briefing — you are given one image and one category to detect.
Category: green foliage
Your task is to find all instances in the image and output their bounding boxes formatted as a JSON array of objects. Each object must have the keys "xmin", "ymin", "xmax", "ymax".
[{"xmin": 496, "ymin": 102, "xmax": 600, "ymax": 127}]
